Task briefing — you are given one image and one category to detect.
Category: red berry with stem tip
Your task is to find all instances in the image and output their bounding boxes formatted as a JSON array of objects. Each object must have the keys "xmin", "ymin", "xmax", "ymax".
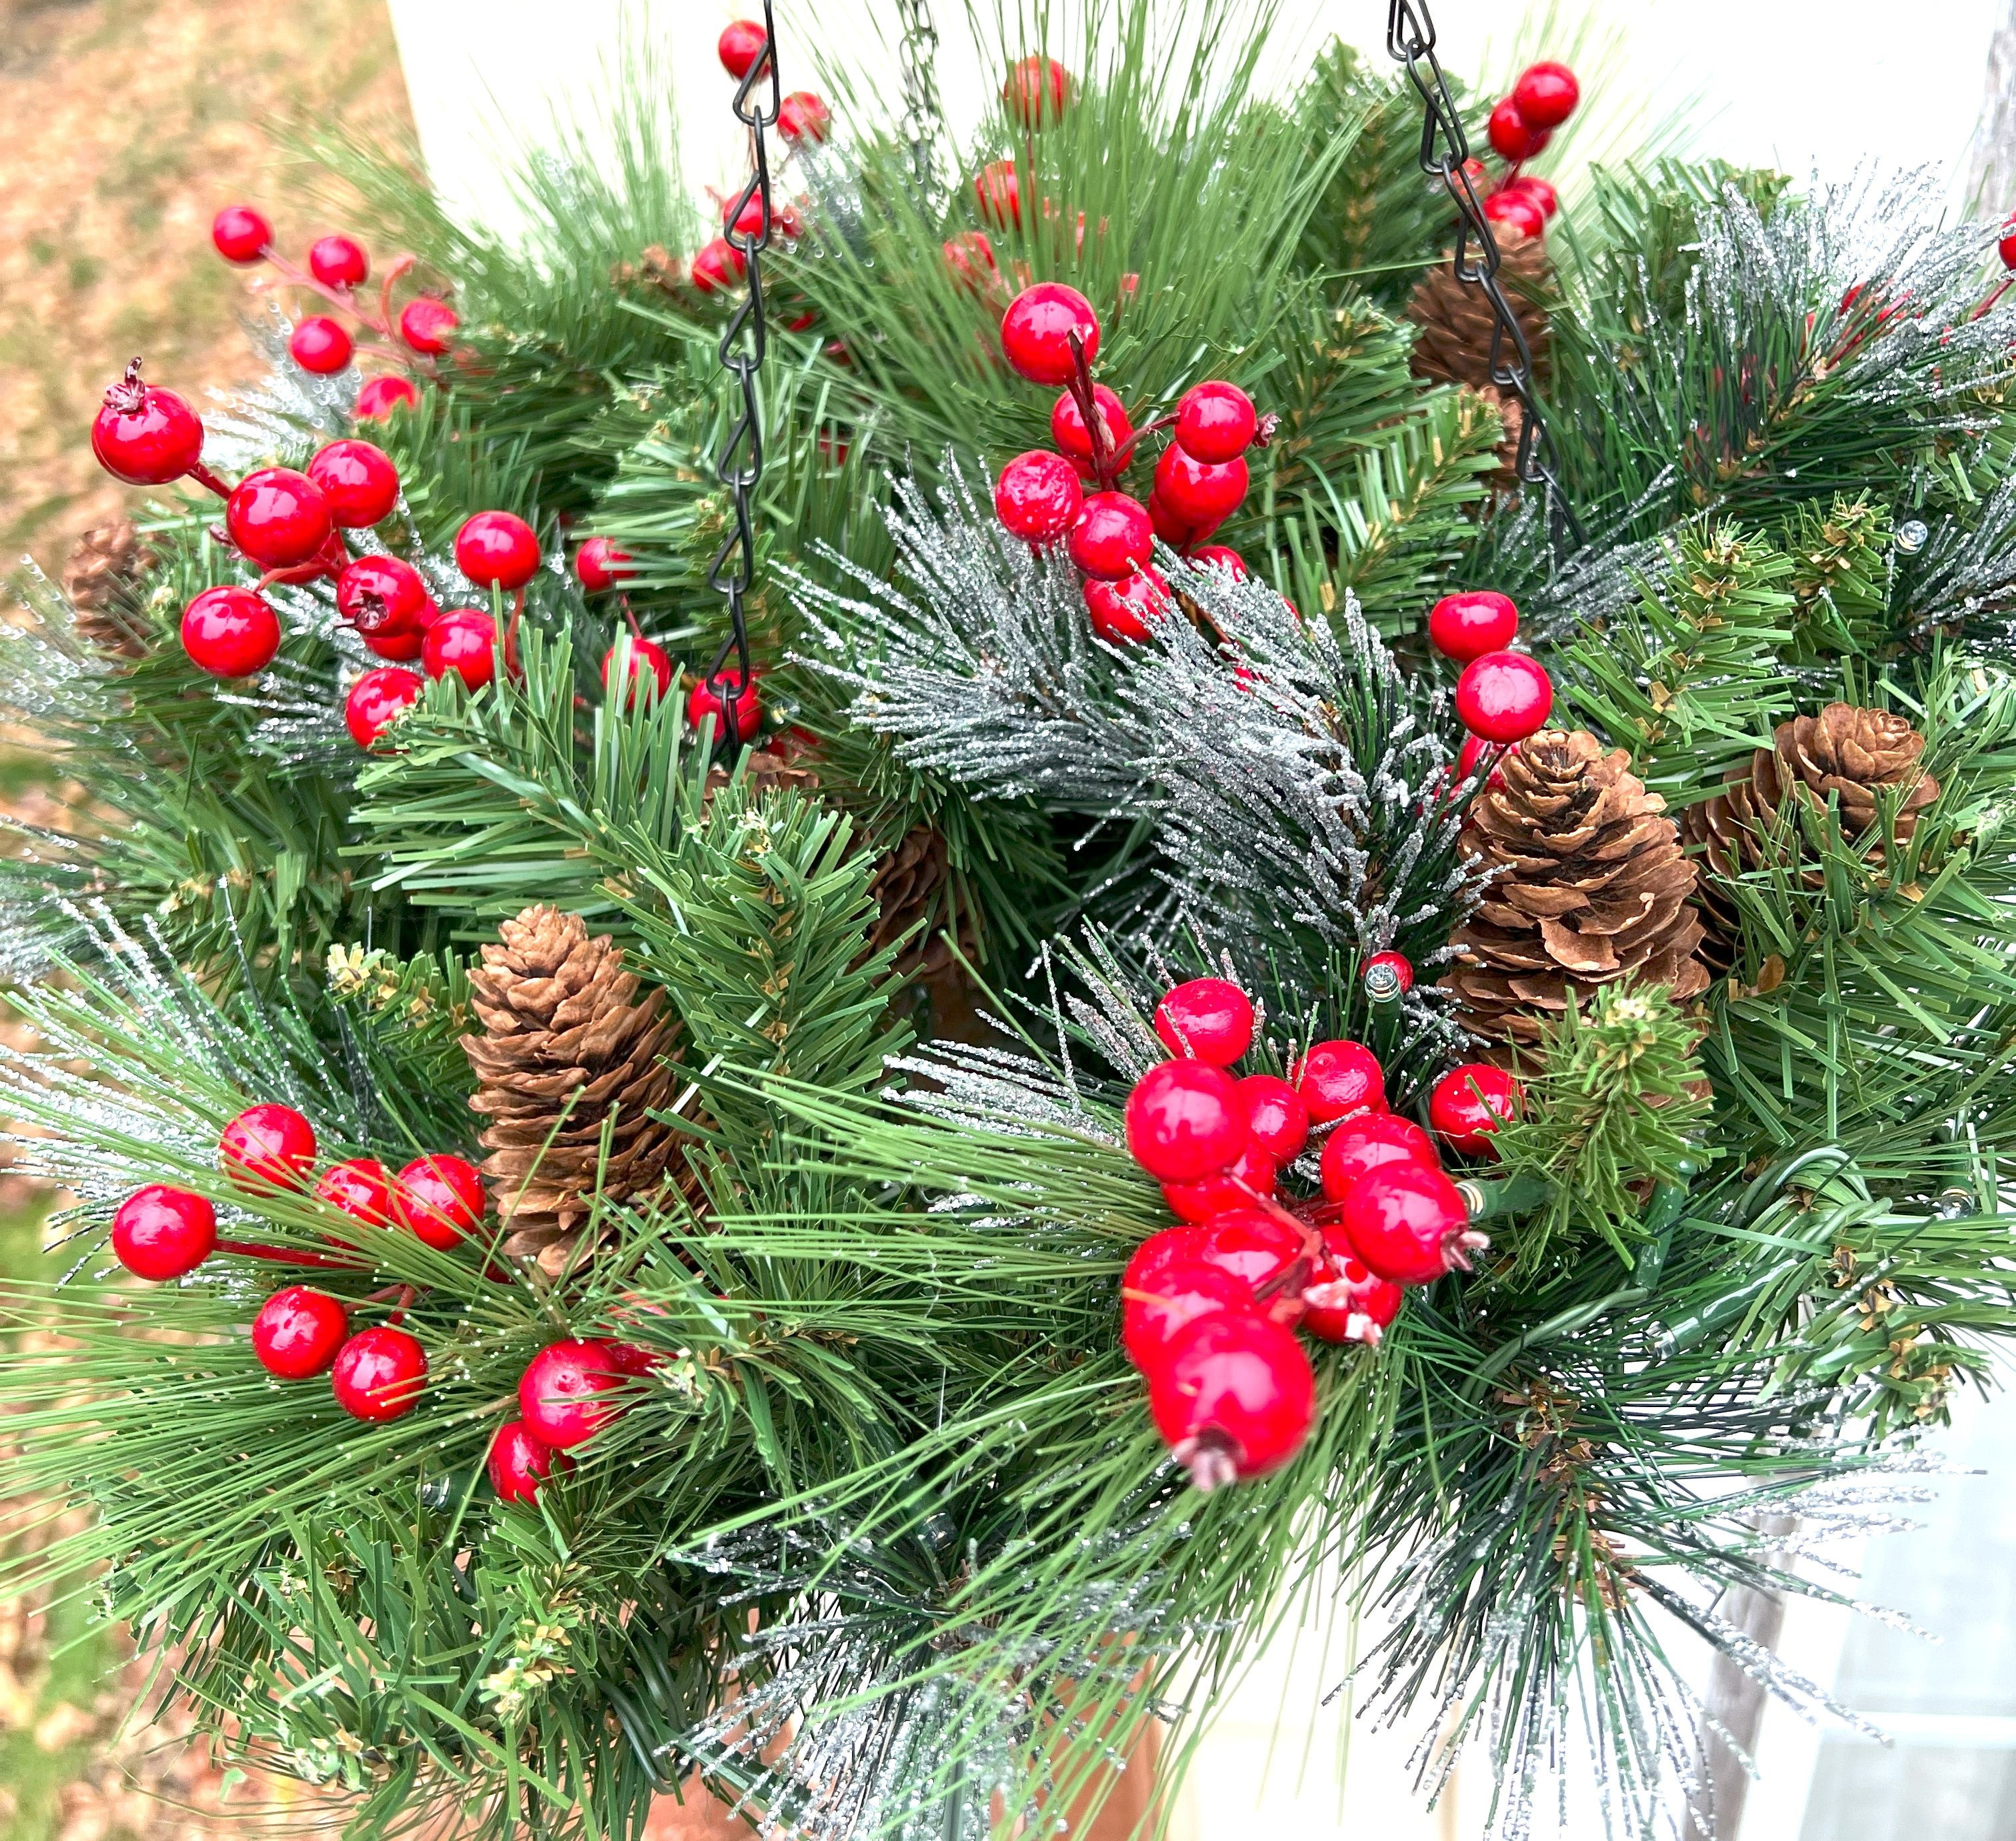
[
  {"xmin": 91, "ymin": 362, "xmax": 204, "ymax": 485},
  {"xmin": 995, "ymin": 450, "xmax": 1083, "ymax": 543},
  {"xmin": 455, "ymin": 510, "xmax": 541, "ymax": 591},
  {"xmin": 1363, "ymin": 949, "xmax": 1414, "ymax": 995},
  {"xmin": 399, "ymin": 297, "xmax": 457, "ymax": 355},
  {"xmin": 289, "ymin": 315, "xmax": 353, "ymax": 375},
  {"xmin": 974, "ymin": 160, "xmax": 1021, "ymax": 229},
  {"xmin": 220, "ymin": 1103, "xmax": 317, "ymax": 1193},
  {"xmin": 1429, "ymin": 1062, "xmax": 1522, "ymax": 1160},
  {"xmin": 1302, "ymin": 1244, "xmax": 1403, "ymax": 1346},
  {"xmin": 603, "ymin": 635, "xmax": 675, "ymax": 703},
  {"xmin": 1153, "ymin": 977, "xmax": 1255, "ymax": 1067},
  {"xmin": 1173, "ymin": 381, "xmax": 1257, "ymax": 463},
  {"xmin": 331, "ymin": 1326, "xmax": 427, "ymax": 1421},
  {"xmin": 1337, "ymin": 1162, "xmax": 1478, "ymax": 1286},
  {"xmin": 1083, "ymin": 569, "xmax": 1171, "ymax": 644},
  {"xmin": 1003, "ymin": 54, "xmax": 1070, "ymax": 126},
  {"xmin": 488, "ymin": 1419, "xmax": 563, "ymax": 1504},
  {"xmin": 1147, "ymin": 1311, "xmax": 1315, "ymax": 1488},
  {"xmin": 575, "ymin": 537, "xmax": 635, "ymax": 593},
  {"xmin": 1293, "ymin": 1039, "xmax": 1386, "ymax": 1123},
  {"xmin": 181, "ymin": 587, "xmax": 280, "ymax": 678},
  {"xmin": 1189, "ymin": 544, "xmax": 1248, "ymax": 579},
  {"xmin": 355, "ymin": 375, "xmax": 419, "ymax": 421},
  {"xmin": 691, "ymin": 237, "xmax": 747, "ymax": 294},
  {"xmin": 519, "ymin": 1338, "xmax": 625, "ymax": 1448},
  {"xmin": 1428, "ymin": 590, "xmax": 1519, "ymax": 663},
  {"xmin": 1483, "ymin": 190, "xmax": 1546, "ymax": 241},
  {"xmin": 687, "ymin": 667, "xmax": 763, "ymax": 742},
  {"xmin": 1513, "ymin": 61, "xmax": 1581, "ymax": 131},
  {"xmin": 315, "ymin": 1157, "xmax": 397, "ymax": 1229},
  {"xmin": 345, "ymin": 667, "xmax": 423, "ymax": 748},
  {"xmin": 777, "ymin": 91, "xmax": 830, "ymax": 142},
  {"xmin": 211, "ymin": 205, "xmax": 271, "ymax": 263},
  {"xmin": 1161, "ymin": 1141, "xmax": 1276, "ymax": 1224},
  {"xmin": 1320, "ymin": 1113, "xmax": 1440, "ymax": 1200},
  {"xmin": 1051, "ymin": 384, "xmax": 1132, "ymax": 465},
  {"xmin": 1487, "ymin": 97, "xmax": 1549, "ymax": 163},
  {"xmin": 309, "ymin": 440, "xmax": 399, "ymax": 529},
  {"xmin": 717, "ymin": 18, "xmax": 767, "ymax": 79},
  {"xmin": 393, "ymin": 1153, "xmax": 485, "ymax": 1249},
  {"xmin": 1121, "ymin": 1250, "xmax": 1255, "ymax": 1370},
  {"xmin": 309, "ymin": 233, "xmax": 369, "ymax": 289},
  {"xmin": 1068, "ymin": 492, "xmax": 1151, "ymax": 577},
  {"xmin": 226, "ymin": 467, "xmax": 332, "ymax": 569},
  {"xmin": 1123, "ymin": 1060, "xmax": 1248, "ymax": 1183},
  {"xmin": 111, "ymin": 1185, "xmax": 216, "ymax": 1280},
  {"xmin": 422, "ymin": 609, "xmax": 497, "ymax": 691},
  {"xmin": 1457, "ymin": 732, "xmax": 1507, "ymax": 788},
  {"xmin": 1001, "ymin": 282, "xmax": 1100, "ymax": 386},
  {"xmin": 1236, "ymin": 1074, "xmax": 1307, "ymax": 1164},
  {"xmin": 337, "ymin": 555, "xmax": 427, "ymax": 636},
  {"xmin": 1506, "ymin": 174, "xmax": 1560, "ymax": 220},
  {"xmin": 943, "ymin": 230, "xmax": 999, "ymax": 291},
  {"xmin": 253, "ymin": 1286, "xmax": 349, "ymax": 1378},
  {"xmin": 1456, "ymin": 651, "xmax": 1553, "ymax": 743},
  {"xmin": 1154, "ymin": 446, "xmax": 1248, "ymax": 528},
  {"xmin": 2001, "ymin": 216, "xmax": 2016, "ymax": 271}
]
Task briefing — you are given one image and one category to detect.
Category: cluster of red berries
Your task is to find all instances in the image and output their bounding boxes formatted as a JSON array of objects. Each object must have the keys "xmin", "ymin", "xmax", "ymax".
[
  {"xmin": 968, "ymin": 54, "xmax": 1076, "ymax": 234},
  {"xmin": 991, "ymin": 283, "xmax": 1267, "ymax": 643},
  {"xmin": 1428, "ymin": 589, "xmax": 1555, "ymax": 787},
  {"xmin": 489, "ymin": 1332, "xmax": 665, "ymax": 1504},
  {"xmin": 1117, "ymin": 972, "xmax": 1523, "ymax": 1489},
  {"xmin": 1475, "ymin": 59, "xmax": 1581, "ymax": 242},
  {"xmin": 211, "ymin": 203, "xmax": 447, "ymax": 399}
]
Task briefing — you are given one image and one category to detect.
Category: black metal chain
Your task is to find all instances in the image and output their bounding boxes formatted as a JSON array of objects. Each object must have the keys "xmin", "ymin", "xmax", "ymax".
[
  {"xmin": 706, "ymin": 0, "xmax": 783, "ymax": 758},
  {"xmin": 895, "ymin": 0, "xmax": 945, "ymax": 201},
  {"xmin": 1385, "ymin": 0, "xmax": 1584, "ymax": 550}
]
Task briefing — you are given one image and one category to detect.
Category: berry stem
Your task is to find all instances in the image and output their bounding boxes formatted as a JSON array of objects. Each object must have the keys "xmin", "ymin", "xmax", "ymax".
[
  {"xmin": 1063, "ymin": 333, "xmax": 1115, "ymax": 489},
  {"xmin": 186, "ymin": 461, "xmax": 235, "ymax": 501},
  {"xmin": 261, "ymin": 247, "xmax": 399, "ymax": 341},
  {"xmin": 385, "ymin": 1283, "xmax": 417, "ymax": 1328},
  {"xmin": 1976, "ymin": 279, "xmax": 2013, "ymax": 321},
  {"xmin": 215, "ymin": 1237, "xmax": 361, "ymax": 1271}
]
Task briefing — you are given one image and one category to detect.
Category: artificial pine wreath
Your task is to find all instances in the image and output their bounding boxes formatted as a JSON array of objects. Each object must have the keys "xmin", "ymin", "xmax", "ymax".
[{"xmin": 4, "ymin": 6, "xmax": 2016, "ymax": 1839}]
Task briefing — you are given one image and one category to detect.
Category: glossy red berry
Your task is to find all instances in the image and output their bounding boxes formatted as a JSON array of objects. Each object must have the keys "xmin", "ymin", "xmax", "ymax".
[
  {"xmin": 1153, "ymin": 978, "xmax": 1255, "ymax": 1066},
  {"xmin": 725, "ymin": 190, "xmax": 801, "ymax": 245},
  {"xmin": 777, "ymin": 91, "xmax": 830, "ymax": 142},
  {"xmin": 975, "ymin": 160, "xmax": 1021, "ymax": 229},
  {"xmin": 331, "ymin": 1326, "xmax": 427, "ymax": 1421},
  {"xmin": 421, "ymin": 609, "xmax": 497, "ymax": 691},
  {"xmin": 1154, "ymin": 445, "xmax": 1249, "ymax": 528},
  {"xmin": 253, "ymin": 1286, "xmax": 349, "ymax": 1378},
  {"xmin": 1146, "ymin": 1311, "xmax": 1315, "ymax": 1488},
  {"xmin": 1051, "ymin": 384, "xmax": 1132, "ymax": 464},
  {"xmin": 1457, "ymin": 732, "xmax": 1507, "ymax": 789},
  {"xmin": 995, "ymin": 450, "xmax": 1083, "ymax": 544},
  {"xmin": 399, "ymin": 297, "xmax": 457, "ymax": 355},
  {"xmin": 1303, "ymin": 1244, "xmax": 1403, "ymax": 1346},
  {"xmin": 1173, "ymin": 382, "xmax": 1257, "ymax": 463},
  {"xmin": 575, "ymin": 537, "xmax": 635, "ymax": 593},
  {"xmin": 1235, "ymin": 1074, "xmax": 1308, "ymax": 1164},
  {"xmin": 308, "ymin": 233, "xmax": 369, "ymax": 288},
  {"xmin": 337, "ymin": 555, "xmax": 427, "ymax": 641},
  {"xmin": 1319, "ymin": 1113, "xmax": 1440, "ymax": 1200},
  {"xmin": 2002, "ymin": 216, "xmax": 2016, "ymax": 272},
  {"xmin": 393, "ymin": 1154, "xmax": 486, "ymax": 1249},
  {"xmin": 455, "ymin": 510, "xmax": 541, "ymax": 591},
  {"xmin": 1067, "ymin": 492, "xmax": 1151, "ymax": 578},
  {"xmin": 345, "ymin": 667, "xmax": 423, "ymax": 747},
  {"xmin": 289, "ymin": 315, "xmax": 353, "ymax": 375},
  {"xmin": 181, "ymin": 587, "xmax": 280, "ymax": 678},
  {"xmin": 1123, "ymin": 1060, "xmax": 1249, "ymax": 1183},
  {"xmin": 1487, "ymin": 97, "xmax": 1549, "ymax": 163},
  {"xmin": 943, "ymin": 230, "xmax": 999, "ymax": 291},
  {"xmin": 1294, "ymin": 1040, "xmax": 1386, "ymax": 1124},
  {"xmin": 687, "ymin": 667, "xmax": 763, "ymax": 742},
  {"xmin": 1190, "ymin": 1208, "xmax": 1305, "ymax": 1324},
  {"xmin": 1363, "ymin": 949, "xmax": 1414, "ymax": 995},
  {"xmin": 111, "ymin": 1184, "xmax": 216, "ymax": 1280},
  {"xmin": 308, "ymin": 439, "xmax": 399, "ymax": 528},
  {"xmin": 603, "ymin": 635, "xmax": 675, "ymax": 704},
  {"xmin": 1338, "ymin": 1163, "xmax": 1475, "ymax": 1286},
  {"xmin": 519, "ymin": 1339, "xmax": 625, "ymax": 1448},
  {"xmin": 1513, "ymin": 61, "xmax": 1580, "ymax": 131},
  {"xmin": 1001, "ymin": 283, "xmax": 1100, "ymax": 386},
  {"xmin": 1455, "ymin": 651, "xmax": 1553, "ymax": 743},
  {"xmin": 1483, "ymin": 190, "xmax": 1547, "ymax": 241},
  {"xmin": 220, "ymin": 1102, "xmax": 317, "ymax": 1193},
  {"xmin": 91, "ymin": 363, "xmax": 204, "ymax": 485},
  {"xmin": 1189, "ymin": 544, "xmax": 1249, "ymax": 579},
  {"xmin": 1506, "ymin": 174, "xmax": 1560, "ymax": 220},
  {"xmin": 488, "ymin": 1419, "xmax": 563, "ymax": 1504},
  {"xmin": 1146, "ymin": 491, "xmax": 1194, "ymax": 550},
  {"xmin": 1429, "ymin": 1062, "xmax": 1522, "ymax": 1159},
  {"xmin": 1428, "ymin": 590, "xmax": 1519, "ymax": 663},
  {"xmin": 212, "ymin": 205, "xmax": 272, "ymax": 263},
  {"xmin": 1121, "ymin": 1250, "xmax": 1255, "ymax": 1370},
  {"xmin": 355, "ymin": 375, "xmax": 420, "ymax": 421},
  {"xmin": 1003, "ymin": 54, "xmax": 1070, "ymax": 126},
  {"xmin": 1083, "ymin": 569, "xmax": 1171, "ymax": 644},
  {"xmin": 226, "ymin": 467, "xmax": 332, "ymax": 569},
  {"xmin": 691, "ymin": 237, "xmax": 747, "ymax": 295},
  {"xmin": 315, "ymin": 1157, "xmax": 397, "ymax": 1229},
  {"xmin": 1161, "ymin": 1141, "xmax": 1277, "ymax": 1224},
  {"xmin": 717, "ymin": 18, "xmax": 767, "ymax": 78}
]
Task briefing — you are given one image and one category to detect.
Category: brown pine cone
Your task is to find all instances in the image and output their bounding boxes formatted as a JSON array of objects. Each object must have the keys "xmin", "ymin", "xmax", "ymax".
[
  {"xmin": 61, "ymin": 520, "xmax": 154, "ymax": 657},
  {"xmin": 1406, "ymin": 227, "xmax": 1553, "ymax": 395},
  {"xmin": 462, "ymin": 905, "xmax": 697, "ymax": 1276},
  {"xmin": 867, "ymin": 825, "xmax": 982, "ymax": 980},
  {"xmin": 1445, "ymin": 729, "xmax": 1710, "ymax": 1051}
]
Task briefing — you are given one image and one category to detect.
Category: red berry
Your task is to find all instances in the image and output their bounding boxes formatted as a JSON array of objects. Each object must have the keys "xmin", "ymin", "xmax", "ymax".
[
  {"xmin": 1001, "ymin": 282, "xmax": 1101, "ymax": 386},
  {"xmin": 1173, "ymin": 382, "xmax": 1257, "ymax": 463},
  {"xmin": 2001, "ymin": 216, "xmax": 2016, "ymax": 273},
  {"xmin": 308, "ymin": 439, "xmax": 399, "ymax": 529},
  {"xmin": 1003, "ymin": 54, "xmax": 1070, "ymax": 126},
  {"xmin": 393, "ymin": 1153, "xmax": 486, "ymax": 1249},
  {"xmin": 603, "ymin": 636, "xmax": 675, "ymax": 703},
  {"xmin": 1189, "ymin": 544, "xmax": 1248, "ymax": 579},
  {"xmin": 226, "ymin": 467, "xmax": 332, "ymax": 569},
  {"xmin": 398, "ymin": 297, "xmax": 457, "ymax": 355},
  {"xmin": 1293, "ymin": 1040, "xmax": 1386, "ymax": 1124},
  {"xmin": 488, "ymin": 1419, "xmax": 563, "ymax": 1504},
  {"xmin": 974, "ymin": 161, "xmax": 1022, "ymax": 229},
  {"xmin": 1189, "ymin": 1208, "xmax": 1305, "ymax": 1324},
  {"xmin": 308, "ymin": 233, "xmax": 369, "ymax": 288},
  {"xmin": 725, "ymin": 190, "xmax": 801, "ymax": 245},
  {"xmin": 355, "ymin": 375, "xmax": 420, "ymax": 421},
  {"xmin": 1487, "ymin": 97, "xmax": 1549, "ymax": 163},
  {"xmin": 91, "ymin": 363, "xmax": 204, "ymax": 485},
  {"xmin": 1162, "ymin": 1142, "xmax": 1277, "ymax": 1223},
  {"xmin": 995, "ymin": 450, "xmax": 1083, "ymax": 544},
  {"xmin": 1427, "ymin": 590, "xmax": 1519, "ymax": 663},
  {"xmin": 1235, "ymin": 1074, "xmax": 1308, "ymax": 1163},
  {"xmin": 181, "ymin": 587, "xmax": 280, "ymax": 678},
  {"xmin": 1363, "ymin": 949, "xmax": 1415, "ymax": 995},
  {"xmin": 1146, "ymin": 491, "xmax": 1194, "ymax": 550},
  {"xmin": 111, "ymin": 1184, "xmax": 215, "ymax": 1280},
  {"xmin": 1154, "ymin": 445, "xmax": 1249, "ymax": 528},
  {"xmin": 575, "ymin": 537, "xmax": 635, "ymax": 593},
  {"xmin": 212, "ymin": 205, "xmax": 271, "ymax": 263},
  {"xmin": 1429, "ymin": 1062, "xmax": 1522, "ymax": 1160},
  {"xmin": 717, "ymin": 19, "xmax": 767, "ymax": 79},
  {"xmin": 337, "ymin": 555, "xmax": 427, "ymax": 638},
  {"xmin": 1123, "ymin": 1256, "xmax": 1255, "ymax": 1370},
  {"xmin": 253, "ymin": 1286, "xmax": 349, "ymax": 1378},
  {"xmin": 455, "ymin": 510, "xmax": 541, "ymax": 591},
  {"xmin": 1123, "ymin": 1060, "xmax": 1248, "ymax": 1183},
  {"xmin": 331, "ymin": 1326, "xmax": 427, "ymax": 1421},
  {"xmin": 315, "ymin": 1157, "xmax": 397, "ymax": 1229},
  {"xmin": 1146, "ymin": 1311, "xmax": 1315, "ymax": 1488},
  {"xmin": 519, "ymin": 1339, "xmax": 624, "ymax": 1448},
  {"xmin": 1302, "ymin": 1244, "xmax": 1403, "ymax": 1346},
  {"xmin": 1067, "ymin": 492, "xmax": 1151, "ymax": 578},
  {"xmin": 421, "ymin": 609, "xmax": 497, "ymax": 691},
  {"xmin": 219, "ymin": 1102, "xmax": 317, "ymax": 1192},
  {"xmin": 1319, "ymin": 1113, "xmax": 1440, "ymax": 1200},
  {"xmin": 1457, "ymin": 732, "xmax": 1507, "ymax": 788},
  {"xmin": 1513, "ymin": 61, "xmax": 1580, "ymax": 131},
  {"xmin": 1083, "ymin": 569, "xmax": 1171, "ymax": 644},
  {"xmin": 1506, "ymin": 174, "xmax": 1560, "ymax": 220},
  {"xmin": 1051, "ymin": 385, "xmax": 1132, "ymax": 464},
  {"xmin": 289, "ymin": 315, "xmax": 353, "ymax": 375},
  {"xmin": 777, "ymin": 91, "xmax": 830, "ymax": 142},
  {"xmin": 687, "ymin": 667, "xmax": 763, "ymax": 742},
  {"xmin": 1153, "ymin": 977, "xmax": 1255, "ymax": 1067},
  {"xmin": 345, "ymin": 667, "xmax": 423, "ymax": 747},
  {"xmin": 690, "ymin": 237, "xmax": 747, "ymax": 295},
  {"xmin": 1338, "ymin": 1163, "xmax": 1475, "ymax": 1286},
  {"xmin": 1455, "ymin": 651, "xmax": 1553, "ymax": 743},
  {"xmin": 943, "ymin": 230, "xmax": 999, "ymax": 291},
  {"xmin": 1483, "ymin": 190, "xmax": 1547, "ymax": 241}
]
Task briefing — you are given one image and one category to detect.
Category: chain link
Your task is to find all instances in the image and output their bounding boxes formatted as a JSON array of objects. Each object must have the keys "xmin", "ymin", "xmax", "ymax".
[
  {"xmin": 895, "ymin": 0, "xmax": 945, "ymax": 202},
  {"xmin": 1386, "ymin": 0, "xmax": 1583, "ymax": 549}
]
